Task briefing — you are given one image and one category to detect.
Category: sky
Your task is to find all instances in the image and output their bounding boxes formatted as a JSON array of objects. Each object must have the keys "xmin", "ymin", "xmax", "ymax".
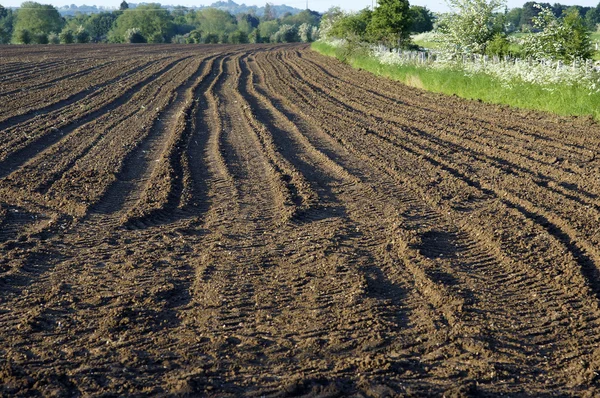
[{"xmin": 1, "ymin": 0, "xmax": 598, "ymax": 14}]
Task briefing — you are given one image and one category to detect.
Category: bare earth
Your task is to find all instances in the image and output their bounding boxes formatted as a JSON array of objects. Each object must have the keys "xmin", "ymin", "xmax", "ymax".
[{"xmin": 2, "ymin": 43, "xmax": 600, "ymax": 396}]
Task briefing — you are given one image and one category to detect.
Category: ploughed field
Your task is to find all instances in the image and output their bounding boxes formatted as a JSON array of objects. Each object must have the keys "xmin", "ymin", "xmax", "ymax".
[{"xmin": 2, "ymin": 43, "xmax": 600, "ymax": 396}]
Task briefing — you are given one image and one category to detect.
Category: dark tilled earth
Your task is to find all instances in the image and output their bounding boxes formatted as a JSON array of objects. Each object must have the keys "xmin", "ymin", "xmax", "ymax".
[{"xmin": 2, "ymin": 43, "xmax": 600, "ymax": 396}]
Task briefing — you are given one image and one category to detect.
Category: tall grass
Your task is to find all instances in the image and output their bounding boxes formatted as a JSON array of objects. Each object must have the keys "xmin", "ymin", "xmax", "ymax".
[{"xmin": 312, "ymin": 41, "xmax": 600, "ymax": 120}]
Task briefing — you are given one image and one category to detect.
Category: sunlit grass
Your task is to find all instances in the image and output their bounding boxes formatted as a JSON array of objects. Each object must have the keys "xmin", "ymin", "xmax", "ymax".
[{"xmin": 312, "ymin": 41, "xmax": 600, "ymax": 120}]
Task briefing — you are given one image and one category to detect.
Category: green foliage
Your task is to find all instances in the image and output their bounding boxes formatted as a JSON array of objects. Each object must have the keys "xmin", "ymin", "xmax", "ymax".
[
  {"xmin": 329, "ymin": 8, "xmax": 372, "ymax": 40},
  {"xmin": 249, "ymin": 27, "xmax": 261, "ymax": 43},
  {"xmin": 237, "ymin": 13, "xmax": 259, "ymax": 34},
  {"xmin": 204, "ymin": 32, "xmax": 218, "ymax": 43},
  {"xmin": 0, "ymin": 5, "xmax": 14, "ymax": 43},
  {"xmin": 188, "ymin": 29, "xmax": 202, "ymax": 43},
  {"xmin": 32, "ymin": 31, "xmax": 47, "ymax": 44},
  {"xmin": 522, "ymin": 6, "xmax": 592, "ymax": 61},
  {"xmin": 409, "ymin": 6, "xmax": 434, "ymax": 33},
  {"xmin": 367, "ymin": 0, "xmax": 412, "ymax": 47},
  {"xmin": 14, "ymin": 27, "xmax": 31, "ymax": 43},
  {"xmin": 111, "ymin": 4, "xmax": 174, "ymax": 43},
  {"xmin": 219, "ymin": 32, "xmax": 229, "ymax": 43},
  {"xmin": 59, "ymin": 28, "xmax": 73, "ymax": 43},
  {"xmin": 438, "ymin": 0, "xmax": 506, "ymax": 54},
  {"xmin": 485, "ymin": 32, "xmax": 510, "ymax": 56},
  {"xmin": 270, "ymin": 24, "xmax": 298, "ymax": 43},
  {"xmin": 85, "ymin": 12, "xmax": 117, "ymax": 42},
  {"xmin": 230, "ymin": 29, "xmax": 248, "ymax": 43},
  {"xmin": 48, "ymin": 32, "xmax": 59, "ymax": 43},
  {"xmin": 195, "ymin": 8, "xmax": 236, "ymax": 35},
  {"xmin": 74, "ymin": 26, "xmax": 90, "ymax": 43},
  {"xmin": 13, "ymin": 1, "xmax": 63, "ymax": 42},
  {"xmin": 258, "ymin": 19, "xmax": 279, "ymax": 42},
  {"xmin": 125, "ymin": 27, "xmax": 145, "ymax": 43},
  {"xmin": 120, "ymin": 1, "xmax": 128, "ymax": 11},
  {"xmin": 280, "ymin": 9, "xmax": 320, "ymax": 27},
  {"xmin": 148, "ymin": 32, "xmax": 164, "ymax": 43}
]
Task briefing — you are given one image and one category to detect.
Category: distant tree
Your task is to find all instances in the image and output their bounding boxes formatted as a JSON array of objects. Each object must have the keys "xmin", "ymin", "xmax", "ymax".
[
  {"xmin": 204, "ymin": 32, "xmax": 218, "ymax": 43},
  {"xmin": 367, "ymin": 0, "xmax": 412, "ymax": 47},
  {"xmin": 584, "ymin": 6, "xmax": 600, "ymax": 30},
  {"xmin": 110, "ymin": 4, "xmax": 174, "ymax": 43},
  {"xmin": 12, "ymin": 1, "xmax": 63, "ymax": 42},
  {"xmin": 195, "ymin": 8, "xmax": 236, "ymax": 36},
  {"xmin": 409, "ymin": 5, "xmax": 434, "ymax": 33},
  {"xmin": 148, "ymin": 31, "xmax": 164, "ymax": 43},
  {"xmin": 329, "ymin": 8, "xmax": 372, "ymax": 40},
  {"xmin": 0, "ymin": 5, "xmax": 14, "ymax": 44},
  {"xmin": 14, "ymin": 27, "xmax": 31, "ymax": 43},
  {"xmin": 59, "ymin": 28, "xmax": 73, "ymax": 43},
  {"xmin": 85, "ymin": 12, "xmax": 117, "ymax": 42},
  {"xmin": 520, "ymin": 1, "xmax": 551, "ymax": 30},
  {"xmin": 522, "ymin": 5, "xmax": 592, "ymax": 60},
  {"xmin": 48, "ymin": 32, "xmax": 59, "ymax": 43},
  {"xmin": 249, "ymin": 27, "xmax": 261, "ymax": 42},
  {"xmin": 125, "ymin": 27, "xmax": 145, "ymax": 43},
  {"xmin": 74, "ymin": 25, "xmax": 90, "ymax": 43},
  {"xmin": 32, "ymin": 31, "xmax": 47, "ymax": 43},
  {"xmin": 505, "ymin": 7, "xmax": 522, "ymax": 32},
  {"xmin": 263, "ymin": 2, "xmax": 274, "ymax": 21},
  {"xmin": 119, "ymin": 1, "xmax": 129, "ymax": 11},
  {"xmin": 298, "ymin": 22, "xmax": 312, "ymax": 42},
  {"xmin": 257, "ymin": 19, "xmax": 279, "ymax": 41},
  {"xmin": 188, "ymin": 29, "xmax": 202, "ymax": 43},
  {"xmin": 280, "ymin": 9, "xmax": 320, "ymax": 26},
  {"xmin": 230, "ymin": 29, "xmax": 248, "ymax": 43},
  {"xmin": 270, "ymin": 24, "xmax": 298, "ymax": 42},
  {"xmin": 237, "ymin": 13, "xmax": 259, "ymax": 33}
]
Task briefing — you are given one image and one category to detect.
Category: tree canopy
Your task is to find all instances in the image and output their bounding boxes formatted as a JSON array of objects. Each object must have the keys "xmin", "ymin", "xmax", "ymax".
[{"xmin": 13, "ymin": 1, "xmax": 63, "ymax": 39}]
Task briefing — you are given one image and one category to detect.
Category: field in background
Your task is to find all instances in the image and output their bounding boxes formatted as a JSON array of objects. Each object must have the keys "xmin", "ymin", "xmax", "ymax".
[{"xmin": 2, "ymin": 44, "xmax": 600, "ymax": 396}]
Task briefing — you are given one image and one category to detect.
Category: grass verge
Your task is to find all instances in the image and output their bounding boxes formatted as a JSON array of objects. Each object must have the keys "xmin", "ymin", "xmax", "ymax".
[{"xmin": 312, "ymin": 41, "xmax": 600, "ymax": 120}]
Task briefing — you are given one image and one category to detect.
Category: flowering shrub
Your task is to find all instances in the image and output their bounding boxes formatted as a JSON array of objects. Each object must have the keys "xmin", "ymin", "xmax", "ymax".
[
  {"xmin": 520, "ymin": 5, "xmax": 592, "ymax": 62},
  {"xmin": 367, "ymin": 43, "xmax": 600, "ymax": 94}
]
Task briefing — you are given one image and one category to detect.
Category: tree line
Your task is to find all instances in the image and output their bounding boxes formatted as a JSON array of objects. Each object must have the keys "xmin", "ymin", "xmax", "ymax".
[
  {"xmin": 323, "ymin": 0, "xmax": 598, "ymax": 61},
  {"xmin": 0, "ymin": 1, "xmax": 321, "ymax": 44}
]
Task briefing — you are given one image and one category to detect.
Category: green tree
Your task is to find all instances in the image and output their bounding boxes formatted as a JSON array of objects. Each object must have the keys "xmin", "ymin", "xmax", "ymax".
[
  {"xmin": 14, "ymin": 27, "xmax": 31, "ymax": 43},
  {"xmin": 110, "ymin": 4, "xmax": 174, "ymax": 43},
  {"xmin": 270, "ymin": 23, "xmax": 298, "ymax": 42},
  {"xmin": 12, "ymin": 1, "xmax": 63, "ymax": 42},
  {"xmin": 204, "ymin": 32, "xmax": 218, "ymax": 43},
  {"xmin": 85, "ymin": 12, "xmax": 117, "ymax": 42},
  {"xmin": 119, "ymin": 1, "xmax": 128, "ymax": 11},
  {"xmin": 74, "ymin": 25, "xmax": 90, "ymax": 43},
  {"xmin": 59, "ymin": 28, "xmax": 73, "ymax": 43},
  {"xmin": 125, "ymin": 27, "xmax": 145, "ymax": 43},
  {"xmin": 237, "ymin": 13, "xmax": 259, "ymax": 34},
  {"xmin": 0, "ymin": 5, "xmax": 14, "ymax": 44},
  {"xmin": 195, "ymin": 8, "xmax": 236, "ymax": 36},
  {"xmin": 367, "ymin": 0, "xmax": 412, "ymax": 47},
  {"xmin": 188, "ymin": 29, "xmax": 202, "ymax": 43},
  {"xmin": 522, "ymin": 5, "xmax": 592, "ymax": 61},
  {"xmin": 505, "ymin": 7, "xmax": 522, "ymax": 32},
  {"xmin": 249, "ymin": 27, "xmax": 261, "ymax": 43},
  {"xmin": 230, "ymin": 29, "xmax": 248, "ymax": 43},
  {"xmin": 438, "ymin": 0, "xmax": 505, "ymax": 54},
  {"xmin": 409, "ymin": 5, "xmax": 434, "ymax": 33},
  {"xmin": 257, "ymin": 19, "xmax": 279, "ymax": 42},
  {"xmin": 329, "ymin": 8, "xmax": 372, "ymax": 40}
]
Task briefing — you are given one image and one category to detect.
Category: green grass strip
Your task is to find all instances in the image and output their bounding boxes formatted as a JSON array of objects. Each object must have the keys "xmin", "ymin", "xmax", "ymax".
[{"xmin": 312, "ymin": 41, "xmax": 600, "ymax": 120}]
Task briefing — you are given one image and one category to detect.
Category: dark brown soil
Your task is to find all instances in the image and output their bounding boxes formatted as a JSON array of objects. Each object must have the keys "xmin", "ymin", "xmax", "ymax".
[{"xmin": 2, "ymin": 43, "xmax": 600, "ymax": 397}]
